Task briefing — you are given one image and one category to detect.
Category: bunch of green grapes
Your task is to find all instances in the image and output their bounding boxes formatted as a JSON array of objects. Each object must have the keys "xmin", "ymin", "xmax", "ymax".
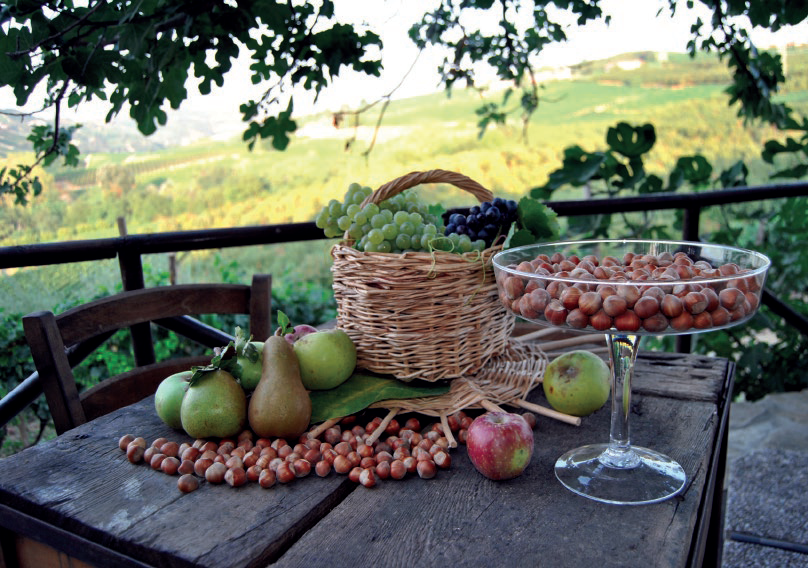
[{"xmin": 315, "ymin": 183, "xmax": 484, "ymax": 254}]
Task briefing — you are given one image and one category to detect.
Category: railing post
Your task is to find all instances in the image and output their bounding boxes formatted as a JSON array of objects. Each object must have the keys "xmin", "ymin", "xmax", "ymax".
[
  {"xmin": 676, "ymin": 205, "xmax": 702, "ymax": 353},
  {"xmin": 117, "ymin": 244, "xmax": 155, "ymax": 366},
  {"xmin": 682, "ymin": 205, "xmax": 701, "ymax": 242}
]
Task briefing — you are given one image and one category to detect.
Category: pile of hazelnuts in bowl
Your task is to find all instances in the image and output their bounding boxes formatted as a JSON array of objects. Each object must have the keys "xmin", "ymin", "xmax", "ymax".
[{"xmin": 493, "ymin": 241, "xmax": 770, "ymax": 335}]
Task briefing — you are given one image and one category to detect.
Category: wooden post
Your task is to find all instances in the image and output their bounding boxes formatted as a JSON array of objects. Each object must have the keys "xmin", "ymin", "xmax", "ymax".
[
  {"xmin": 169, "ymin": 253, "xmax": 177, "ymax": 285},
  {"xmin": 116, "ymin": 217, "xmax": 127, "ymax": 236}
]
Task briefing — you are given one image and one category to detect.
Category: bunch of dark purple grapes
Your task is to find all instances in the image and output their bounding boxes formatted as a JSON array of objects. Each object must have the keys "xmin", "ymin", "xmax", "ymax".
[{"xmin": 444, "ymin": 197, "xmax": 518, "ymax": 248}]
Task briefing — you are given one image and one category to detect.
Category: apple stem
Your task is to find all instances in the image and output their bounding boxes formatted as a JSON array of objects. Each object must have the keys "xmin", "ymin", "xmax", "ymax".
[
  {"xmin": 365, "ymin": 407, "xmax": 400, "ymax": 445},
  {"xmin": 514, "ymin": 399, "xmax": 582, "ymax": 427},
  {"xmin": 439, "ymin": 412, "xmax": 458, "ymax": 448},
  {"xmin": 307, "ymin": 417, "xmax": 343, "ymax": 439}
]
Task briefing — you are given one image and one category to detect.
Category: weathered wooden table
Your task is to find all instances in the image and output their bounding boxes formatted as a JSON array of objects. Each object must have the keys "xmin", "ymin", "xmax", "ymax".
[{"xmin": 0, "ymin": 350, "xmax": 733, "ymax": 568}]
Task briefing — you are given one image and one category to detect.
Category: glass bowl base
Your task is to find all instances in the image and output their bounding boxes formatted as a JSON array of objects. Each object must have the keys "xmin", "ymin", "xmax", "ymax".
[{"xmin": 554, "ymin": 443, "xmax": 686, "ymax": 505}]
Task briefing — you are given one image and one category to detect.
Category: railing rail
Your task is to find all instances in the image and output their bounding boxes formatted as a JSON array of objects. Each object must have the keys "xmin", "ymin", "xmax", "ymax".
[{"xmin": 2, "ymin": 182, "xmax": 807, "ymax": 430}]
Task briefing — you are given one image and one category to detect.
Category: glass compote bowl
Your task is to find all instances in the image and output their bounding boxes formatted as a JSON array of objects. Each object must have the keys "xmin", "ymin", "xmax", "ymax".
[{"xmin": 493, "ymin": 239, "xmax": 771, "ymax": 505}]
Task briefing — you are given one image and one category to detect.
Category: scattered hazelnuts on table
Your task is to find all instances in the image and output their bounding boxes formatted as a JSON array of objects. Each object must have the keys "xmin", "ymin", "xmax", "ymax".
[
  {"xmin": 497, "ymin": 250, "xmax": 763, "ymax": 334},
  {"xmin": 117, "ymin": 411, "xmax": 538, "ymax": 493}
]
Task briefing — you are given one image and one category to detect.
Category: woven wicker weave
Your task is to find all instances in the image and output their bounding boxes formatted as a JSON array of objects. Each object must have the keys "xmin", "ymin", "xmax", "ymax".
[
  {"xmin": 331, "ymin": 169, "xmax": 516, "ymax": 382},
  {"xmin": 369, "ymin": 340, "xmax": 548, "ymax": 417}
]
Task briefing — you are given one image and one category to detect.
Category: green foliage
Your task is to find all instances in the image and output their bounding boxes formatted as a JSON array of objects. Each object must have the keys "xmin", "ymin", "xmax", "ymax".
[{"xmin": 1, "ymin": 0, "xmax": 382, "ymax": 199}]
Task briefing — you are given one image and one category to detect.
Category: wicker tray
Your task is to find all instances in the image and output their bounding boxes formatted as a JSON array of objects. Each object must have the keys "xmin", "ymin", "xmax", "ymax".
[{"xmin": 331, "ymin": 169, "xmax": 515, "ymax": 382}]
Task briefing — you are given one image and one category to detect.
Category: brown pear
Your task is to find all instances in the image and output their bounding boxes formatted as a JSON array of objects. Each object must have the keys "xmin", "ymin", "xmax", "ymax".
[{"xmin": 248, "ymin": 336, "xmax": 312, "ymax": 439}]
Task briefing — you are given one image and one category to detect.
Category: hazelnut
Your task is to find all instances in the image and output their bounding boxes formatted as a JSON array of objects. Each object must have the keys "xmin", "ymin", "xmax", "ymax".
[
  {"xmin": 602, "ymin": 295, "xmax": 628, "ymax": 317},
  {"xmin": 593, "ymin": 266, "xmax": 612, "ymax": 280},
  {"xmin": 225, "ymin": 466, "xmax": 248, "ymax": 487},
  {"xmin": 566, "ymin": 308, "xmax": 590, "ymax": 329},
  {"xmin": 177, "ymin": 474, "xmax": 200, "ymax": 493},
  {"xmin": 160, "ymin": 457, "xmax": 181, "ymax": 476},
  {"xmin": 683, "ymin": 292, "xmax": 708, "ymax": 314},
  {"xmin": 544, "ymin": 300, "xmax": 568, "ymax": 325},
  {"xmin": 516, "ymin": 261, "xmax": 534, "ymax": 273},
  {"xmin": 524, "ymin": 279, "xmax": 544, "ymax": 294},
  {"xmin": 730, "ymin": 304, "xmax": 748, "ymax": 322},
  {"xmin": 119, "ymin": 434, "xmax": 135, "ymax": 451},
  {"xmin": 642, "ymin": 313, "xmax": 669, "ymax": 333},
  {"xmin": 590, "ymin": 310, "xmax": 613, "ymax": 331},
  {"xmin": 633, "ymin": 296, "xmax": 660, "ymax": 319},
  {"xmin": 661, "ymin": 294, "xmax": 684, "ymax": 318},
  {"xmin": 597, "ymin": 284, "xmax": 618, "ymax": 299},
  {"xmin": 614, "ymin": 311, "xmax": 641, "ymax": 332},
  {"xmin": 693, "ymin": 311, "xmax": 713, "ymax": 329},
  {"xmin": 205, "ymin": 462, "xmax": 227, "ymax": 484},
  {"xmin": 545, "ymin": 280, "xmax": 568, "ymax": 299},
  {"xmin": 642, "ymin": 286, "xmax": 666, "ymax": 302},
  {"xmin": 577, "ymin": 260, "xmax": 596, "ymax": 274},
  {"xmin": 525, "ymin": 288, "xmax": 551, "ymax": 315},
  {"xmin": 718, "ymin": 263, "xmax": 740, "ymax": 276},
  {"xmin": 719, "ymin": 287, "xmax": 744, "ymax": 310},
  {"xmin": 702, "ymin": 287, "xmax": 720, "ymax": 311},
  {"xmin": 578, "ymin": 291, "xmax": 602, "ymax": 315},
  {"xmin": 390, "ymin": 460, "xmax": 408, "ymax": 480},
  {"xmin": 259, "ymin": 468, "xmax": 277, "ymax": 488},
  {"xmin": 503, "ymin": 276, "xmax": 525, "ymax": 300},
  {"xmin": 669, "ymin": 311, "xmax": 694, "ymax": 332},
  {"xmin": 710, "ymin": 306, "xmax": 731, "ymax": 326},
  {"xmin": 560, "ymin": 286, "xmax": 583, "ymax": 310},
  {"xmin": 617, "ymin": 284, "xmax": 641, "ymax": 308}
]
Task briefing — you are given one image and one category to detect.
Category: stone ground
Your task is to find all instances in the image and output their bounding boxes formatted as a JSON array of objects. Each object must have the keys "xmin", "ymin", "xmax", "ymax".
[{"xmin": 722, "ymin": 388, "xmax": 808, "ymax": 567}]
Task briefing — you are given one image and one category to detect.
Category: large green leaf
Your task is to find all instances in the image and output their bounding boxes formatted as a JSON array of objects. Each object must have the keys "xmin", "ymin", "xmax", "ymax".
[
  {"xmin": 309, "ymin": 373, "xmax": 450, "ymax": 423},
  {"xmin": 606, "ymin": 122, "xmax": 656, "ymax": 158}
]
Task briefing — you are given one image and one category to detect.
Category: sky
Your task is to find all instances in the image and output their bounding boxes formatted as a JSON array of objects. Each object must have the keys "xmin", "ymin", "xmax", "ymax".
[{"xmin": 2, "ymin": 0, "xmax": 807, "ymax": 127}]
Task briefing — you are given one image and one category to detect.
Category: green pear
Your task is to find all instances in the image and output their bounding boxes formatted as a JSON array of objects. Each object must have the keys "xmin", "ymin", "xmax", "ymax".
[
  {"xmin": 248, "ymin": 336, "xmax": 312, "ymax": 439},
  {"xmin": 180, "ymin": 369, "xmax": 246, "ymax": 439}
]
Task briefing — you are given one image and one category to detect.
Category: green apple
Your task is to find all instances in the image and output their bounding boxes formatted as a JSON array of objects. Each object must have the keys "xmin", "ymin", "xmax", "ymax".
[
  {"xmin": 235, "ymin": 340, "xmax": 264, "ymax": 391},
  {"xmin": 292, "ymin": 328, "xmax": 357, "ymax": 390},
  {"xmin": 543, "ymin": 350, "xmax": 610, "ymax": 417},
  {"xmin": 154, "ymin": 370, "xmax": 192, "ymax": 429}
]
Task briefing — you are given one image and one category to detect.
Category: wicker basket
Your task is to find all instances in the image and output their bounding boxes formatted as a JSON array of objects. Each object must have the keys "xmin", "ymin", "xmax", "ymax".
[{"xmin": 331, "ymin": 169, "xmax": 516, "ymax": 382}]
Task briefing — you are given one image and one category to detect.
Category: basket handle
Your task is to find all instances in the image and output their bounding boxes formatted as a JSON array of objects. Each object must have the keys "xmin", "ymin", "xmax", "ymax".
[{"xmin": 360, "ymin": 169, "xmax": 494, "ymax": 208}]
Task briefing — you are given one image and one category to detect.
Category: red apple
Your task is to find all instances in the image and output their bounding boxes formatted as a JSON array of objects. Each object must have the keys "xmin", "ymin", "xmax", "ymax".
[{"xmin": 466, "ymin": 412, "xmax": 534, "ymax": 481}]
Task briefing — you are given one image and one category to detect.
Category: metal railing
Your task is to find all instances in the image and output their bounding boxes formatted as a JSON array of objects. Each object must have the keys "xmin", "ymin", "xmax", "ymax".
[{"xmin": 2, "ymin": 182, "xmax": 808, "ymax": 429}]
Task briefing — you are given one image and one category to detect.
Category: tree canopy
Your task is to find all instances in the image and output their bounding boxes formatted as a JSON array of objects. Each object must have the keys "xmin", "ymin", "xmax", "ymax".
[{"xmin": 1, "ymin": 0, "xmax": 806, "ymax": 203}]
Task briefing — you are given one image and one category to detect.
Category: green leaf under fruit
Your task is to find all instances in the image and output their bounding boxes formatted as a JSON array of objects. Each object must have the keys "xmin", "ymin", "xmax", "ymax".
[{"xmin": 309, "ymin": 373, "xmax": 450, "ymax": 423}]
